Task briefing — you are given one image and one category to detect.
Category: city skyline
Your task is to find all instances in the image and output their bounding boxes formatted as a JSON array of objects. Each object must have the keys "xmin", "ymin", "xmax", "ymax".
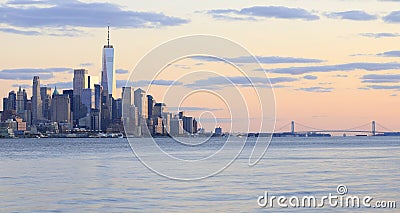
[{"xmin": 0, "ymin": 0, "xmax": 399, "ymax": 131}]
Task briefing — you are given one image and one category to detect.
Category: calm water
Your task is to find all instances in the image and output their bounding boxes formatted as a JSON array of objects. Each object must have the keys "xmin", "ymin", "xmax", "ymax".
[{"xmin": 0, "ymin": 137, "xmax": 399, "ymax": 212}]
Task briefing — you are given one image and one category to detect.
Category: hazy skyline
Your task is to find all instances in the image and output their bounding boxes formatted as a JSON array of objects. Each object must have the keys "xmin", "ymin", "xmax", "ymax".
[{"xmin": 1, "ymin": 0, "xmax": 400, "ymax": 131}]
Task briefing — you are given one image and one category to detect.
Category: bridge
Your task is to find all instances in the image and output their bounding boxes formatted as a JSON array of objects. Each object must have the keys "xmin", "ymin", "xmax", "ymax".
[{"xmin": 273, "ymin": 121, "xmax": 399, "ymax": 136}]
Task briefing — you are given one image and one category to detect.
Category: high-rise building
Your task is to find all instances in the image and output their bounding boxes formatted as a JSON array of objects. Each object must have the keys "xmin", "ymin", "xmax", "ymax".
[
  {"xmin": 170, "ymin": 118, "xmax": 184, "ymax": 136},
  {"xmin": 7, "ymin": 91, "xmax": 16, "ymax": 111},
  {"xmin": 101, "ymin": 26, "xmax": 115, "ymax": 98},
  {"xmin": 89, "ymin": 109, "xmax": 101, "ymax": 131},
  {"xmin": 134, "ymin": 88, "xmax": 148, "ymax": 120},
  {"xmin": 2, "ymin": 97, "xmax": 9, "ymax": 111},
  {"xmin": 73, "ymin": 69, "xmax": 88, "ymax": 98},
  {"xmin": 183, "ymin": 116, "xmax": 193, "ymax": 134},
  {"xmin": 153, "ymin": 103, "xmax": 166, "ymax": 118},
  {"xmin": 147, "ymin": 95, "xmax": 155, "ymax": 119},
  {"xmin": 81, "ymin": 88, "xmax": 94, "ymax": 114},
  {"xmin": 193, "ymin": 118, "xmax": 198, "ymax": 134},
  {"xmin": 51, "ymin": 94, "xmax": 71, "ymax": 124},
  {"xmin": 115, "ymin": 98, "xmax": 122, "ymax": 120},
  {"xmin": 40, "ymin": 86, "xmax": 51, "ymax": 120},
  {"xmin": 16, "ymin": 87, "xmax": 25, "ymax": 116},
  {"xmin": 32, "ymin": 76, "xmax": 42, "ymax": 125},
  {"xmin": 62, "ymin": 89, "xmax": 73, "ymax": 116},
  {"xmin": 73, "ymin": 69, "xmax": 88, "ymax": 122},
  {"xmin": 94, "ymin": 84, "xmax": 102, "ymax": 110},
  {"xmin": 122, "ymin": 87, "xmax": 134, "ymax": 119}
]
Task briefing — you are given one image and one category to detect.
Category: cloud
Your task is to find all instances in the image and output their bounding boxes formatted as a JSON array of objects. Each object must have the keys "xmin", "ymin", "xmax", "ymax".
[
  {"xmin": 267, "ymin": 62, "xmax": 400, "ymax": 75},
  {"xmin": 13, "ymin": 81, "xmax": 73, "ymax": 90},
  {"xmin": 359, "ymin": 33, "xmax": 400, "ymax": 38},
  {"xmin": 0, "ymin": 27, "xmax": 40, "ymax": 36},
  {"xmin": 116, "ymin": 69, "xmax": 129, "ymax": 74},
  {"xmin": 117, "ymin": 79, "xmax": 183, "ymax": 88},
  {"xmin": 365, "ymin": 85, "xmax": 400, "ymax": 90},
  {"xmin": 0, "ymin": 0, "xmax": 188, "ymax": 36},
  {"xmin": 168, "ymin": 107, "xmax": 223, "ymax": 112},
  {"xmin": 46, "ymin": 81, "xmax": 73, "ymax": 89},
  {"xmin": 11, "ymin": 84, "xmax": 30, "ymax": 88},
  {"xmin": 361, "ymin": 74, "xmax": 400, "ymax": 83},
  {"xmin": 383, "ymin": 11, "xmax": 400, "ymax": 23},
  {"xmin": 296, "ymin": 87, "xmax": 333, "ymax": 93},
  {"xmin": 0, "ymin": 67, "xmax": 72, "ymax": 80},
  {"xmin": 192, "ymin": 55, "xmax": 324, "ymax": 64},
  {"xmin": 206, "ymin": 6, "xmax": 319, "ymax": 21},
  {"xmin": 326, "ymin": 10, "xmax": 377, "ymax": 21},
  {"xmin": 228, "ymin": 56, "xmax": 324, "ymax": 64},
  {"xmin": 269, "ymin": 77, "xmax": 298, "ymax": 84},
  {"xmin": 377, "ymin": 50, "xmax": 400, "ymax": 57},
  {"xmin": 303, "ymin": 75, "xmax": 318, "ymax": 80},
  {"xmin": 186, "ymin": 76, "xmax": 297, "ymax": 89}
]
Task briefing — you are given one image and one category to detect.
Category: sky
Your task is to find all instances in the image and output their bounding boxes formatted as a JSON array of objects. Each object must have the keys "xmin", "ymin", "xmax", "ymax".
[{"xmin": 0, "ymin": 0, "xmax": 399, "ymax": 132}]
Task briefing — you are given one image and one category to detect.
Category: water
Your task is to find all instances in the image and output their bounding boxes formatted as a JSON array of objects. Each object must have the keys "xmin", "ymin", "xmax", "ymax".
[{"xmin": 1, "ymin": 137, "xmax": 399, "ymax": 212}]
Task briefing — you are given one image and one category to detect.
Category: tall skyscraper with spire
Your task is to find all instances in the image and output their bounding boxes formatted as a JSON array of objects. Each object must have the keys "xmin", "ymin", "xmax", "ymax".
[
  {"xmin": 101, "ymin": 26, "xmax": 116, "ymax": 98},
  {"xmin": 100, "ymin": 26, "xmax": 114, "ymax": 131}
]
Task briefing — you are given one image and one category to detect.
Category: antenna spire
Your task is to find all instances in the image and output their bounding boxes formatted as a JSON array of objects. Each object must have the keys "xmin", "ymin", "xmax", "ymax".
[{"xmin": 107, "ymin": 26, "xmax": 110, "ymax": 46}]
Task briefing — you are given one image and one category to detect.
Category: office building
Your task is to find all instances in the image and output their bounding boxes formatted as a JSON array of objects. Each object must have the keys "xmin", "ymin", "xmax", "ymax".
[
  {"xmin": 81, "ymin": 88, "xmax": 94, "ymax": 114},
  {"xmin": 134, "ymin": 88, "xmax": 148, "ymax": 121},
  {"xmin": 193, "ymin": 118, "xmax": 198, "ymax": 134},
  {"xmin": 73, "ymin": 69, "xmax": 88, "ymax": 98},
  {"xmin": 40, "ymin": 87, "xmax": 51, "ymax": 120},
  {"xmin": 32, "ymin": 76, "xmax": 42, "ymax": 124},
  {"xmin": 101, "ymin": 26, "xmax": 116, "ymax": 98},
  {"xmin": 122, "ymin": 87, "xmax": 134, "ymax": 119},
  {"xmin": 183, "ymin": 116, "xmax": 193, "ymax": 134},
  {"xmin": 51, "ymin": 94, "xmax": 71, "ymax": 124},
  {"xmin": 16, "ymin": 87, "xmax": 26, "ymax": 116},
  {"xmin": 153, "ymin": 103, "xmax": 166, "ymax": 118},
  {"xmin": 94, "ymin": 84, "xmax": 102, "ymax": 110},
  {"xmin": 7, "ymin": 91, "xmax": 16, "ymax": 111},
  {"xmin": 170, "ymin": 118, "xmax": 184, "ymax": 136},
  {"xmin": 147, "ymin": 95, "xmax": 155, "ymax": 119},
  {"xmin": 73, "ymin": 69, "xmax": 88, "ymax": 121},
  {"xmin": 3, "ymin": 97, "xmax": 9, "ymax": 111}
]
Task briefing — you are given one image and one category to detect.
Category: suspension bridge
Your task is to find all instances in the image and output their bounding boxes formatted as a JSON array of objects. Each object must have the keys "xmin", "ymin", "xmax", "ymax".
[{"xmin": 249, "ymin": 121, "xmax": 400, "ymax": 137}]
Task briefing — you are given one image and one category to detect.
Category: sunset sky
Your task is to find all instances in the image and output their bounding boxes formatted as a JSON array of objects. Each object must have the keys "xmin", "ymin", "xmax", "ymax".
[{"xmin": 1, "ymin": 0, "xmax": 399, "ymax": 132}]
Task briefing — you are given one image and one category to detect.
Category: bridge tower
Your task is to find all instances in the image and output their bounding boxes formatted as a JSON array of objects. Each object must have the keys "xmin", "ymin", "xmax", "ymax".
[
  {"xmin": 291, "ymin": 121, "xmax": 295, "ymax": 135},
  {"xmin": 372, "ymin": 121, "xmax": 376, "ymax": 136}
]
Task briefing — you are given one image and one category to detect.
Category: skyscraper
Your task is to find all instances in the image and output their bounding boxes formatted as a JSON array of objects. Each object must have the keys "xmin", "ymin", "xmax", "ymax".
[
  {"xmin": 134, "ymin": 88, "xmax": 148, "ymax": 120},
  {"xmin": 16, "ymin": 87, "xmax": 25, "ymax": 116},
  {"xmin": 81, "ymin": 88, "xmax": 94, "ymax": 114},
  {"xmin": 32, "ymin": 76, "xmax": 42, "ymax": 125},
  {"xmin": 73, "ymin": 69, "xmax": 88, "ymax": 121},
  {"xmin": 51, "ymin": 94, "xmax": 71, "ymax": 124},
  {"xmin": 40, "ymin": 86, "xmax": 51, "ymax": 120},
  {"xmin": 94, "ymin": 84, "xmax": 102, "ymax": 110},
  {"xmin": 147, "ymin": 95, "xmax": 155, "ymax": 119},
  {"xmin": 7, "ymin": 91, "xmax": 16, "ymax": 111},
  {"xmin": 101, "ymin": 26, "xmax": 115, "ymax": 98},
  {"xmin": 2, "ymin": 97, "xmax": 9, "ymax": 111},
  {"xmin": 183, "ymin": 116, "xmax": 193, "ymax": 134},
  {"xmin": 73, "ymin": 69, "xmax": 88, "ymax": 98},
  {"xmin": 122, "ymin": 87, "xmax": 134, "ymax": 119}
]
